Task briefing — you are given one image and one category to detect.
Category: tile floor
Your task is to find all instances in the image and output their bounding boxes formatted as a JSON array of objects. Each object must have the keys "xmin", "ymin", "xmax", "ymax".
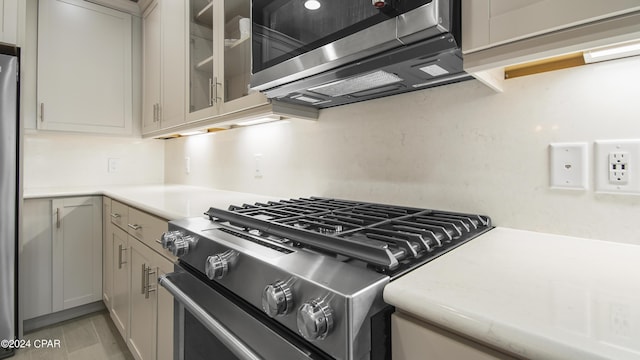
[{"xmin": 12, "ymin": 311, "xmax": 133, "ymax": 360}]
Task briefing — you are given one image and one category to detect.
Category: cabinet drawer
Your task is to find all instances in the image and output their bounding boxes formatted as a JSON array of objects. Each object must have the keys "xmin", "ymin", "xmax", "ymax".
[
  {"xmin": 128, "ymin": 207, "xmax": 177, "ymax": 262},
  {"xmin": 110, "ymin": 200, "xmax": 129, "ymax": 231}
]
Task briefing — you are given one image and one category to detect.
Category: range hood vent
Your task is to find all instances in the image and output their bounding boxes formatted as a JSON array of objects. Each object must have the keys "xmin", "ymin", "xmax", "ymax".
[{"xmin": 262, "ymin": 33, "xmax": 470, "ymax": 108}]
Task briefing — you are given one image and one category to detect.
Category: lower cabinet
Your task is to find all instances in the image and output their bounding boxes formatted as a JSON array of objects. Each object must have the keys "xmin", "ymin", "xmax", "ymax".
[
  {"xmin": 22, "ymin": 197, "xmax": 102, "ymax": 320},
  {"xmin": 23, "ymin": 195, "xmax": 173, "ymax": 359},
  {"xmin": 392, "ymin": 311, "xmax": 517, "ymax": 360},
  {"xmin": 51, "ymin": 197, "xmax": 103, "ymax": 311},
  {"xmin": 103, "ymin": 197, "xmax": 174, "ymax": 360},
  {"xmin": 22, "ymin": 199, "xmax": 54, "ymax": 320},
  {"xmin": 128, "ymin": 239, "xmax": 157, "ymax": 360},
  {"xmin": 110, "ymin": 225, "xmax": 130, "ymax": 338}
]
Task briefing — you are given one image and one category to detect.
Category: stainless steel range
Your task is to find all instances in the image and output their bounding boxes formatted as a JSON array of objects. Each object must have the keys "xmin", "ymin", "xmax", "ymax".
[{"xmin": 159, "ymin": 197, "xmax": 492, "ymax": 360}]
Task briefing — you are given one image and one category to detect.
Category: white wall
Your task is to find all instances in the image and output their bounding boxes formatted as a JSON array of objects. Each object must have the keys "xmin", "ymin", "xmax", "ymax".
[
  {"xmin": 165, "ymin": 56, "xmax": 640, "ymax": 245},
  {"xmin": 24, "ymin": 133, "xmax": 164, "ymax": 188}
]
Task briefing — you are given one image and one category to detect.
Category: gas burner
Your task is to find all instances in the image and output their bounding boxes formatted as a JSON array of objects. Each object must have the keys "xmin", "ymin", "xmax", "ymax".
[{"xmin": 206, "ymin": 197, "xmax": 492, "ymax": 277}]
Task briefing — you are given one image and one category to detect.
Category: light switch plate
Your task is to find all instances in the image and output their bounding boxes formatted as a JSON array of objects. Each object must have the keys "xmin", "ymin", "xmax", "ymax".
[
  {"xmin": 108, "ymin": 158, "xmax": 120, "ymax": 173},
  {"xmin": 550, "ymin": 143, "xmax": 588, "ymax": 190},
  {"xmin": 595, "ymin": 140, "xmax": 640, "ymax": 194}
]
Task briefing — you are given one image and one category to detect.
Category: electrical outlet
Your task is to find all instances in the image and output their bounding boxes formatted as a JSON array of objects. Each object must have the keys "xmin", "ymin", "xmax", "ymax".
[
  {"xmin": 608, "ymin": 152, "xmax": 628, "ymax": 184},
  {"xmin": 185, "ymin": 157, "xmax": 191, "ymax": 174},
  {"xmin": 597, "ymin": 297, "xmax": 638, "ymax": 349},
  {"xmin": 610, "ymin": 303, "xmax": 631, "ymax": 337},
  {"xmin": 596, "ymin": 140, "xmax": 640, "ymax": 194},
  {"xmin": 549, "ymin": 143, "xmax": 588, "ymax": 190}
]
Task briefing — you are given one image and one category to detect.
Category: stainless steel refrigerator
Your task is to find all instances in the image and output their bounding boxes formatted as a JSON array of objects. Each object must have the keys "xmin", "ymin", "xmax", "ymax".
[{"xmin": 0, "ymin": 45, "xmax": 19, "ymax": 359}]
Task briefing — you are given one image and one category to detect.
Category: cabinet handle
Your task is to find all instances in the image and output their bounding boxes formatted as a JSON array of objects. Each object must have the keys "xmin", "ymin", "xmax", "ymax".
[
  {"xmin": 214, "ymin": 76, "xmax": 221, "ymax": 103},
  {"xmin": 141, "ymin": 264, "xmax": 147, "ymax": 295},
  {"xmin": 56, "ymin": 208, "xmax": 61, "ymax": 228},
  {"xmin": 145, "ymin": 266, "xmax": 157, "ymax": 299},
  {"xmin": 118, "ymin": 244, "xmax": 127, "ymax": 269},
  {"xmin": 40, "ymin": 103, "xmax": 45, "ymax": 122},
  {"xmin": 111, "ymin": 213, "xmax": 121, "ymax": 219},
  {"xmin": 157, "ymin": 104, "xmax": 162, "ymax": 122},
  {"xmin": 155, "ymin": 239, "xmax": 162, "ymax": 245},
  {"xmin": 127, "ymin": 223, "xmax": 142, "ymax": 231},
  {"xmin": 208, "ymin": 78, "xmax": 214, "ymax": 106},
  {"xmin": 154, "ymin": 104, "xmax": 159, "ymax": 122}
]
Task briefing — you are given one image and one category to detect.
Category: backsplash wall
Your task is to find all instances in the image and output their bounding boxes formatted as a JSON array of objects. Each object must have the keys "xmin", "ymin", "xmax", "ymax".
[
  {"xmin": 24, "ymin": 133, "xmax": 164, "ymax": 188},
  {"xmin": 165, "ymin": 56, "xmax": 640, "ymax": 245}
]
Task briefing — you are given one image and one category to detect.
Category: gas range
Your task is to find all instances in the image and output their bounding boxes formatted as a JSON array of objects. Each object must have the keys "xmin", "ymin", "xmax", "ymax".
[{"xmin": 159, "ymin": 197, "xmax": 492, "ymax": 360}]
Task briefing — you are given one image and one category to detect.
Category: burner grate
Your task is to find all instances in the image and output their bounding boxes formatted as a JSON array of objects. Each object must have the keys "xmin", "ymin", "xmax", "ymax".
[{"xmin": 206, "ymin": 197, "xmax": 492, "ymax": 273}]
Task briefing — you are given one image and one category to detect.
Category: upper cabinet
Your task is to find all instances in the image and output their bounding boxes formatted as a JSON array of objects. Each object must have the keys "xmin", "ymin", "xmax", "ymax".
[
  {"xmin": 37, "ymin": 0, "xmax": 134, "ymax": 135},
  {"xmin": 462, "ymin": 0, "xmax": 640, "ymax": 91},
  {"xmin": 187, "ymin": 0, "xmax": 268, "ymax": 123},
  {"xmin": 0, "ymin": 0, "xmax": 18, "ymax": 45},
  {"xmin": 463, "ymin": 0, "xmax": 640, "ymax": 53},
  {"xmin": 142, "ymin": 0, "xmax": 186, "ymax": 135},
  {"xmin": 140, "ymin": 0, "xmax": 318, "ymax": 138}
]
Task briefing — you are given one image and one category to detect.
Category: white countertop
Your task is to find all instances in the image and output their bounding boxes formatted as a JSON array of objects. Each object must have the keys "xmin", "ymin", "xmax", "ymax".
[
  {"xmin": 384, "ymin": 227, "xmax": 640, "ymax": 360},
  {"xmin": 24, "ymin": 187, "xmax": 640, "ymax": 359},
  {"xmin": 24, "ymin": 185, "xmax": 280, "ymax": 220}
]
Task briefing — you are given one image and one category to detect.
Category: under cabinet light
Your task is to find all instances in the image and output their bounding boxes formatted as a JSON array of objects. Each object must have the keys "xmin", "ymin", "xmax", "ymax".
[
  {"xmin": 583, "ymin": 40, "xmax": 640, "ymax": 63},
  {"xmin": 236, "ymin": 115, "xmax": 281, "ymax": 126},
  {"xmin": 179, "ymin": 130, "xmax": 207, "ymax": 136}
]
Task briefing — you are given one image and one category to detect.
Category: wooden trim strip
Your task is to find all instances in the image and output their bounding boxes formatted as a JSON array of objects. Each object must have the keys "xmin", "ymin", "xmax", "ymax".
[{"xmin": 504, "ymin": 53, "xmax": 586, "ymax": 79}]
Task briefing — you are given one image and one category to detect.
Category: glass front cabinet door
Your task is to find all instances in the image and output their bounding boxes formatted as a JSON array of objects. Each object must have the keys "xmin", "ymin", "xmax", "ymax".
[{"xmin": 188, "ymin": 0, "xmax": 268, "ymax": 123}]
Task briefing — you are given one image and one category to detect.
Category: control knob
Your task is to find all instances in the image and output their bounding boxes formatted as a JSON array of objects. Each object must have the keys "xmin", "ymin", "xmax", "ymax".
[
  {"xmin": 297, "ymin": 299, "xmax": 334, "ymax": 340},
  {"xmin": 160, "ymin": 231, "xmax": 182, "ymax": 249},
  {"xmin": 262, "ymin": 281, "xmax": 293, "ymax": 317},
  {"xmin": 164, "ymin": 233, "xmax": 197, "ymax": 257},
  {"xmin": 205, "ymin": 250, "xmax": 237, "ymax": 280}
]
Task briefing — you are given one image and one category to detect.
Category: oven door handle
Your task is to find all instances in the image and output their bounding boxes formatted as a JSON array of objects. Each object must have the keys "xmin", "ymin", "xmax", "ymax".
[{"xmin": 159, "ymin": 275, "xmax": 263, "ymax": 360}]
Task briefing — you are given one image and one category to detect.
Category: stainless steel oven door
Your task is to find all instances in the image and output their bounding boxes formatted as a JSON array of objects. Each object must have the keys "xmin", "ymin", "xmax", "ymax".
[{"xmin": 159, "ymin": 265, "xmax": 327, "ymax": 360}]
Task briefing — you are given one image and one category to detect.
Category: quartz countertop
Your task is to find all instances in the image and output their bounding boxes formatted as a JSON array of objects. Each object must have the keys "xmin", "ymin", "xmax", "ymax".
[
  {"xmin": 25, "ymin": 186, "xmax": 640, "ymax": 359},
  {"xmin": 24, "ymin": 185, "xmax": 280, "ymax": 220},
  {"xmin": 384, "ymin": 227, "xmax": 640, "ymax": 360}
]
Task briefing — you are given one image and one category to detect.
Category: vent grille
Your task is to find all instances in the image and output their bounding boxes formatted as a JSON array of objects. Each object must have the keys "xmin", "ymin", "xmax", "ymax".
[{"xmin": 308, "ymin": 71, "xmax": 403, "ymax": 97}]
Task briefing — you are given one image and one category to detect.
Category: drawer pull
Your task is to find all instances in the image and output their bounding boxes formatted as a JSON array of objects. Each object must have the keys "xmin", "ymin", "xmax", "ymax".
[
  {"xmin": 145, "ymin": 267, "xmax": 157, "ymax": 299},
  {"xmin": 128, "ymin": 223, "xmax": 142, "ymax": 231},
  {"xmin": 141, "ymin": 264, "xmax": 147, "ymax": 294},
  {"xmin": 118, "ymin": 244, "xmax": 127, "ymax": 269},
  {"xmin": 111, "ymin": 213, "xmax": 121, "ymax": 219}
]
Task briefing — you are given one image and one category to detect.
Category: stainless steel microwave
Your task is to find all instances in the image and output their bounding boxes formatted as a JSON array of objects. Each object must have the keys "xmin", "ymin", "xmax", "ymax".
[{"xmin": 250, "ymin": 0, "xmax": 469, "ymax": 108}]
